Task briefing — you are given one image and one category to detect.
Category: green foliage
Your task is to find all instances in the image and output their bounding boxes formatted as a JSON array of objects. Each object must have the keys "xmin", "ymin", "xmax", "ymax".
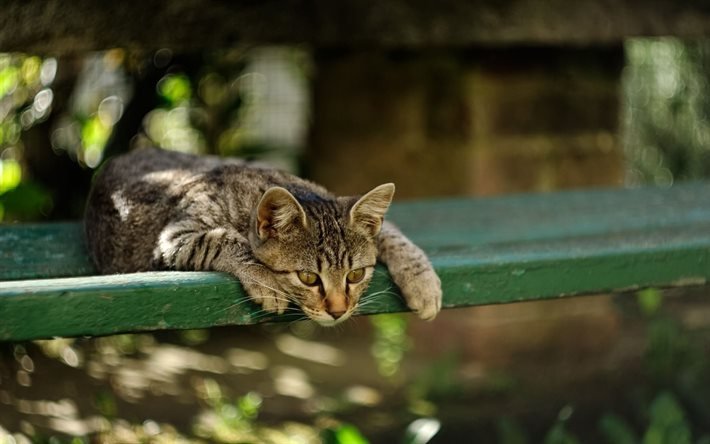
[
  {"xmin": 0, "ymin": 54, "xmax": 51, "ymax": 220},
  {"xmin": 322, "ymin": 424, "xmax": 370, "ymax": 444},
  {"xmin": 95, "ymin": 390, "xmax": 118, "ymax": 418},
  {"xmin": 497, "ymin": 418, "xmax": 530, "ymax": 444},
  {"xmin": 408, "ymin": 351, "xmax": 461, "ymax": 403},
  {"xmin": 370, "ymin": 313, "xmax": 410, "ymax": 380},
  {"xmin": 0, "ymin": 120, "xmax": 21, "ymax": 147},
  {"xmin": 193, "ymin": 378, "xmax": 264, "ymax": 441},
  {"xmin": 624, "ymin": 38, "xmax": 710, "ymax": 184},
  {"xmin": 599, "ymin": 413, "xmax": 638, "ymax": 444},
  {"xmin": 646, "ymin": 318, "xmax": 694, "ymax": 382},
  {"xmin": 643, "ymin": 392, "xmax": 692, "ymax": 444},
  {"xmin": 543, "ymin": 422, "xmax": 580, "ymax": 444},
  {"xmin": 0, "ymin": 158, "xmax": 20, "ymax": 194},
  {"xmin": 637, "ymin": 288, "xmax": 663, "ymax": 316},
  {"xmin": 0, "ymin": 64, "xmax": 19, "ymax": 97},
  {"xmin": 158, "ymin": 73, "xmax": 192, "ymax": 106},
  {"xmin": 235, "ymin": 391, "xmax": 262, "ymax": 421},
  {"xmin": 80, "ymin": 114, "xmax": 112, "ymax": 164},
  {"xmin": 0, "ymin": 181, "xmax": 52, "ymax": 221},
  {"xmin": 179, "ymin": 329, "xmax": 210, "ymax": 346}
]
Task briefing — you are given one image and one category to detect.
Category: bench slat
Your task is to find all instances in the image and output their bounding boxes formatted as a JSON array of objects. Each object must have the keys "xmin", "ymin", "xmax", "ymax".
[
  {"xmin": 0, "ymin": 223, "xmax": 94, "ymax": 280},
  {"xmin": 2, "ymin": 183, "xmax": 710, "ymax": 341}
]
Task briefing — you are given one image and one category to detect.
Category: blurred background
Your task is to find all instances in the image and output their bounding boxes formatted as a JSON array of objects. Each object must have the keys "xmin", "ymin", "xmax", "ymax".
[{"xmin": 2, "ymin": 2, "xmax": 710, "ymax": 443}]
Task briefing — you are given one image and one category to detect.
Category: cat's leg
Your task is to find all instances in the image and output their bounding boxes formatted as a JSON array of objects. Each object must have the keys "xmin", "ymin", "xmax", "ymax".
[
  {"xmin": 377, "ymin": 221, "xmax": 442, "ymax": 320},
  {"xmin": 155, "ymin": 222, "xmax": 290, "ymax": 314}
]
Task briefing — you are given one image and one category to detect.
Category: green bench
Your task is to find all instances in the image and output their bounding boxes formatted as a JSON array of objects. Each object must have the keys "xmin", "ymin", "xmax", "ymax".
[{"xmin": 1, "ymin": 183, "xmax": 709, "ymax": 342}]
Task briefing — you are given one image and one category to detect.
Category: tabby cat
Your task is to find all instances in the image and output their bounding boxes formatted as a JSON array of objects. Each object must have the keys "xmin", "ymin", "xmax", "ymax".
[{"xmin": 85, "ymin": 148, "xmax": 442, "ymax": 326}]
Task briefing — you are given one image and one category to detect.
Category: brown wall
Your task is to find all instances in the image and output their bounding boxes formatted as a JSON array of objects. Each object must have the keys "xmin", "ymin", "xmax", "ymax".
[{"xmin": 308, "ymin": 47, "xmax": 624, "ymax": 198}]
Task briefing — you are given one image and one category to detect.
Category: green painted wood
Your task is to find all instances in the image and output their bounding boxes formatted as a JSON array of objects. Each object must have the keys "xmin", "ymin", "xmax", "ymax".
[
  {"xmin": 0, "ymin": 223, "xmax": 95, "ymax": 280},
  {"xmin": 1, "ymin": 182, "xmax": 710, "ymax": 341}
]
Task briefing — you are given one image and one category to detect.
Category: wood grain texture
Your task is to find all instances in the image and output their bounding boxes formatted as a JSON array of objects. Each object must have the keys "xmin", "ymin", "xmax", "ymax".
[
  {"xmin": 3, "ymin": 0, "xmax": 710, "ymax": 53},
  {"xmin": 1, "ymin": 183, "xmax": 710, "ymax": 341}
]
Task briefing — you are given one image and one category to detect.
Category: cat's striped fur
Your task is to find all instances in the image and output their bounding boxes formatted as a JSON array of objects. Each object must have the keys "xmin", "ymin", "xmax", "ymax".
[{"xmin": 85, "ymin": 148, "xmax": 441, "ymax": 325}]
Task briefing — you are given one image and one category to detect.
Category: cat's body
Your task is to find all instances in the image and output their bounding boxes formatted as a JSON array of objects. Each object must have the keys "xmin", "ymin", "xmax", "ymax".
[{"xmin": 85, "ymin": 148, "xmax": 441, "ymax": 325}]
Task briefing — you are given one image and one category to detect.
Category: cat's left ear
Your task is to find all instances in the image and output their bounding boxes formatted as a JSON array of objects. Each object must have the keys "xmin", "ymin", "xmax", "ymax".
[
  {"xmin": 256, "ymin": 187, "xmax": 308, "ymax": 240},
  {"xmin": 349, "ymin": 183, "xmax": 395, "ymax": 236}
]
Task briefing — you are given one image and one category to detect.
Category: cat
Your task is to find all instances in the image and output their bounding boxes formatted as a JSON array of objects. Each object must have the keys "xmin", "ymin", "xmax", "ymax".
[{"xmin": 84, "ymin": 147, "xmax": 442, "ymax": 326}]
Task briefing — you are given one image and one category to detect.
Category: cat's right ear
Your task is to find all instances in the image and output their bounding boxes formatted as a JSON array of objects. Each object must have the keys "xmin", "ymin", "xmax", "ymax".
[
  {"xmin": 349, "ymin": 183, "xmax": 395, "ymax": 236},
  {"xmin": 255, "ymin": 187, "xmax": 308, "ymax": 240}
]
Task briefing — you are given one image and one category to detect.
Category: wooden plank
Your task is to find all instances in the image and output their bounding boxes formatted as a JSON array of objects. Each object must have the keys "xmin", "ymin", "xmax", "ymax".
[
  {"xmin": 4, "ymin": 0, "xmax": 710, "ymax": 53},
  {"xmin": 1, "ymin": 183, "xmax": 710, "ymax": 341},
  {"xmin": 0, "ymin": 271, "xmax": 406, "ymax": 341},
  {"xmin": 0, "ymin": 223, "xmax": 94, "ymax": 281}
]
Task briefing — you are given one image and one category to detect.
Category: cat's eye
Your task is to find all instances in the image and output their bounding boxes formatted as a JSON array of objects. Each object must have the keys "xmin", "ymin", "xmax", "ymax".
[
  {"xmin": 297, "ymin": 271, "xmax": 319, "ymax": 286},
  {"xmin": 346, "ymin": 268, "xmax": 365, "ymax": 284}
]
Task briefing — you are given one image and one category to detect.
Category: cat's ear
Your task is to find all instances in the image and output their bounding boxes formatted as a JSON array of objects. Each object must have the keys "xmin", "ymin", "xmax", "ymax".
[
  {"xmin": 349, "ymin": 183, "xmax": 395, "ymax": 236},
  {"xmin": 256, "ymin": 187, "xmax": 308, "ymax": 240}
]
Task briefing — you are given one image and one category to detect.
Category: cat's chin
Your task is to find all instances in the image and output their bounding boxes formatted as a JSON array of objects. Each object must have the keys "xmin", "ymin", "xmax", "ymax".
[{"xmin": 309, "ymin": 311, "xmax": 353, "ymax": 327}]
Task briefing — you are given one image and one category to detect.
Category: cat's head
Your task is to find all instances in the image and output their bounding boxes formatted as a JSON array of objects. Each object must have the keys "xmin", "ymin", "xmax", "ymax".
[{"xmin": 248, "ymin": 183, "xmax": 395, "ymax": 326}]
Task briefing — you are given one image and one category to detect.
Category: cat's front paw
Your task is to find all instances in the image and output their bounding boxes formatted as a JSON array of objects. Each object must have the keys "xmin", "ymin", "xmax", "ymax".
[{"xmin": 398, "ymin": 267, "xmax": 442, "ymax": 321}]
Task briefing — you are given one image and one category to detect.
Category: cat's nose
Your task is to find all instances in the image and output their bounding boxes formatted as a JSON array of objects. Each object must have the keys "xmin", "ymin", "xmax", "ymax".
[
  {"xmin": 329, "ymin": 309, "xmax": 346, "ymax": 320},
  {"xmin": 326, "ymin": 293, "xmax": 347, "ymax": 319}
]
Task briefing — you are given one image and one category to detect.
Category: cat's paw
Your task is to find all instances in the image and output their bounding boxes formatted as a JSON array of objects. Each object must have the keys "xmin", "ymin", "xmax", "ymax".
[
  {"xmin": 398, "ymin": 267, "xmax": 442, "ymax": 321},
  {"xmin": 239, "ymin": 272, "xmax": 289, "ymax": 315}
]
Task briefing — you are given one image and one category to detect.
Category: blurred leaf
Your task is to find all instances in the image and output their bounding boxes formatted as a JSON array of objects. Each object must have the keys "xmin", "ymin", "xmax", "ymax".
[
  {"xmin": 544, "ymin": 423, "xmax": 580, "ymax": 444},
  {"xmin": 624, "ymin": 39, "xmax": 710, "ymax": 184},
  {"xmin": 599, "ymin": 413, "xmax": 638, "ymax": 444},
  {"xmin": 0, "ymin": 181, "xmax": 52, "ymax": 221},
  {"xmin": 410, "ymin": 351, "xmax": 461, "ymax": 402},
  {"xmin": 643, "ymin": 392, "xmax": 692, "ymax": 444},
  {"xmin": 637, "ymin": 288, "xmax": 663, "ymax": 316},
  {"xmin": 497, "ymin": 418, "xmax": 529, "ymax": 444},
  {"xmin": 0, "ymin": 120, "xmax": 20, "ymax": 146},
  {"xmin": 158, "ymin": 73, "xmax": 192, "ymax": 105},
  {"xmin": 645, "ymin": 318, "xmax": 694, "ymax": 382},
  {"xmin": 21, "ymin": 56, "xmax": 41, "ymax": 85},
  {"xmin": 81, "ymin": 115, "xmax": 111, "ymax": 150},
  {"xmin": 370, "ymin": 313, "xmax": 410, "ymax": 380},
  {"xmin": 0, "ymin": 159, "xmax": 22, "ymax": 194},
  {"xmin": 322, "ymin": 424, "xmax": 369, "ymax": 444},
  {"xmin": 180, "ymin": 329, "xmax": 210, "ymax": 346},
  {"xmin": 0, "ymin": 65, "xmax": 19, "ymax": 97},
  {"xmin": 236, "ymin": 392, "xmax": 262, "ymax": 421},
  {"xmin": 95, "ymin": 391, "xmax": 117, "ymax": 418},
  {"xmin": 202, "ymin": 378, "xmax": 223, "ymax": 405}
]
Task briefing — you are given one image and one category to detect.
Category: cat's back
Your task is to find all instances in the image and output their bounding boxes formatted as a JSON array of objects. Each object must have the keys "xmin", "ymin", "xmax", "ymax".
[
  {"xmin": 85, "ymin": 148, "xmax": 239, "ymax": 273},
  {"xmin": 96, "ymin": 147, "xmax": 238, "ymax": 187},
  {"xmin": 85, "ymin": 148, "xmax": 328, "ymax": 274}
]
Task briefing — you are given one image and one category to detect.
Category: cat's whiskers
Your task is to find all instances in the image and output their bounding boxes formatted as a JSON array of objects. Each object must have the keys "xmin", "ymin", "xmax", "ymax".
[
  {"xmin": 358, "ymin": 287, "xmax": 400, "ymax": 303},
  {"xmin": 354, "ymin": 285, "xmax": 403, "ymax": 315},
  {"xmin": 370, "ymin": 285, "xmax": 398, "ymax": 295},
  {"xmin": 237, "ymin": 275, "xmax": 299, "ymax": 305},
  {"xmin": 212, "ymin": 278, "xmax": 301, "ymax": 317},
  {"xmin": 213, "ymin": 296, "xmax": 262, "ymax": 315},
  {"xmin": 248, "ymin": 306, "xmax": 303, "ymax": 322}
]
